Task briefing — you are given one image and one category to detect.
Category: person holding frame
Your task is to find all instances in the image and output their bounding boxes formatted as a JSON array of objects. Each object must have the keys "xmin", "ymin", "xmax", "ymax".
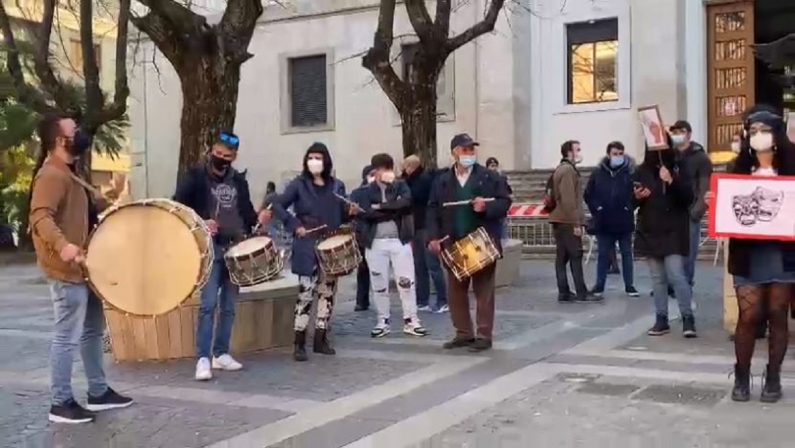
[{"xmin": 727, "ymin": 105, "xmax": 795, "ymax": 403}]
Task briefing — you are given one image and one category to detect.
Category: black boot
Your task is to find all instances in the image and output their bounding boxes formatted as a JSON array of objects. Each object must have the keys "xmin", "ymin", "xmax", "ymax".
[
  {"xmin": 647, "ymin": 314, "xmax": 670, "ymax": 336},
  {"xmin": 731, "ymin": 364, "xmax": 750, "ymax": 402},
  {"xmin": 293, "ymin": 331, "xmax": 308, "ymax": 362},
  {"xmin": 761, "ymin": 364, "xmax": 782, "ymax": 403},
  {"xmin": 313, "ymin": 329, "xmax": 336, "ymax": 355}
]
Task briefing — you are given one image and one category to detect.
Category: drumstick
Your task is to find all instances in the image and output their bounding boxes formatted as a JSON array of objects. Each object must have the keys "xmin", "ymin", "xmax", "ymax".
[
  {"xmin": 304, "ymin": 224, "xmax": 328, "ymax": 235},
  {"xmin": 442, "ymin": 198, "xmax": 496, "ymax": 208},
  {"xmin": 252, "ymin": 204, "xmax": 273, "ymax": 234},
  {"xmin": 334, "ymin": 193, "xmax": 363, "ymax": 211}
]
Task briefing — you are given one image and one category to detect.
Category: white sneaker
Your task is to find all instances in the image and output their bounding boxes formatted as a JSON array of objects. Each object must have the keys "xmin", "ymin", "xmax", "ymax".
[
  {"xmin": 212, "ymin": 354, "xmax": 243, "ymax": 371},
  {"xmin": 195, "ymin": 357, "xmax": 212, "ymax": 381},
  {"xmin": 417, "ymin": 305, "xmax": 432, "ymax": 312},
  {"xmin": 435, "ymin": 304, "xmax": 449, "ymax": 314},
  {"xmin": 403, "ymin": 318, "xmax": 429, "ymax": 337},
  {"xmin": 371, "ymin": 319, "xmax": 391, "ymax": 338}
]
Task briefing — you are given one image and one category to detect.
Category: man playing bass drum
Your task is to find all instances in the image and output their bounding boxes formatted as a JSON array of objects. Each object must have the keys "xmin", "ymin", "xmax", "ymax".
[{"xmin": 426, "ymin": 134, "xmax": 512, "ymax": 352}]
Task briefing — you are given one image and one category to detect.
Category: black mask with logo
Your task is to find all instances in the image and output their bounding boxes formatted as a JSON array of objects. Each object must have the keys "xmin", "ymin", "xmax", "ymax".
[{"xmin": 210, "ymin": 155, "xmax": 232, "ymax": 171}]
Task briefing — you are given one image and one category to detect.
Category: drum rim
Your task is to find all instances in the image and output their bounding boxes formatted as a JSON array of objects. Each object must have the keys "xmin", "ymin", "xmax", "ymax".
[
  {"xmin": 225, "ymin": 237, "xmax": 274, "ymax": 260},
  {"xmin": 85, "ymin": 198, "xmax": 215, "ymax": 317}
]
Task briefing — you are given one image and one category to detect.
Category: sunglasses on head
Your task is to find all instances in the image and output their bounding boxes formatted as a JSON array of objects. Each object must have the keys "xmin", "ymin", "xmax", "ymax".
[{"xmin": 219, "ymin": 132, "xmax": 240, "ymax": 148}]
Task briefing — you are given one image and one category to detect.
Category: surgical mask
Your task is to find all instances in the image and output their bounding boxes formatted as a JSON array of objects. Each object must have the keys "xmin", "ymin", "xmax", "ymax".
[
  {"xmin": 210, "ymin": 155, "xmax": 231, "ymax": 171},
  {"xmin": 458, "ymin": 155, "xmax": 477, "ymax": 168},
  {"xmin": 366, "ymin": 175, "xmax": 376, "ymax": 184},
  {"xmin": 307, "ymin": 159, "xmax": 324, "ymax": 175},
  {"xmin": 671, "ymin": 134, "xmax": 687, "ymax": 146},
  {"xmin": 750, "ymin": 132, "xmax": 774, "ymax": 152},
  {"xmin": 574, "ymin": 154, "xmax": 583, "ymax": 164},
  {"xmin": 380, "ymin": 171, "xmax": 395, "ymax": 184},
  {"xmin": 609, "ymin": 155, "xmax": 625, "ymax": 168},
  {"xmin": 730, "ymin": 141, "xmax": 741, "ymax": 153}
]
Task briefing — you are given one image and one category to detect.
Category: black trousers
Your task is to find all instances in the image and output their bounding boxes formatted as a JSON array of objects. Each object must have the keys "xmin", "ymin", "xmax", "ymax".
[
  {"xmin": 553, "ymin": 223, "xmax": 588, "ymax": 296},
  {"xmin": 355, "ymin": 245, "xmax": 370, "ymax": 308}
]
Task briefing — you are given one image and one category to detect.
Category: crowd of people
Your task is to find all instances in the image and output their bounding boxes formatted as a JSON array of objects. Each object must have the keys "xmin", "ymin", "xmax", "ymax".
[{"xmin": 26, "ymin": 103, "xmax": 795, "ymax": 423}]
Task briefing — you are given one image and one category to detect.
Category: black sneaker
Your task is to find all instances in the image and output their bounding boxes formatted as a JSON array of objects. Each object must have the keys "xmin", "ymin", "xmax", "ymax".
[
  {"xmin": 590, "ymin": 288, "xmax": 604, "ymax": 298},
  {"xmin": 625, "ymin": 287, "xmax": 640, "ymax": 297},
  {"xmin": 354, "ymin": 304, "xmax": 369, "ymax": 312},
  {"xmin": 86, "ymin": 387, "xmax": 134, "ymax": 411},
  {"xmin": 647, "ymin": 315, "xmax": 670, "ymax": 336},
  {"xmin": 682, "ymin": 315, "xmax": 697, "ymax": 339},
  {"xmin": 576, "ymin": 293, "xmax": 604, "ymax": 303},
  {"xmin": 48, "ymin": 398, "xmax": 95, "ymax": 424},
  {"xmin": 442, "ymin": 337, "xmax": 475, "ymax": 349},
  {"xmin": 558, "ymin": 292, "xmax": 576, "ymax": 303},
  {"xmin": 468, "ymin": 338, "xmax": 493, "ymax": 352}
]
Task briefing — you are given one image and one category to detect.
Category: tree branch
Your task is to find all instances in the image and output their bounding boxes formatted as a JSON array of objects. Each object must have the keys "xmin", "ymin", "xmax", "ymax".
[
  {"xmin": 97, "ymin": 0, "xmax": 131, "ymax": 126},
  {"xmin": 446, "ymin": 0, "xmax": 506, "ymax": 52},
  {"xmin": 130, "ymin": 11, "xmax": 185, "ymax": 68},
  {"xmin": 404, "ymin": 0, "xmax": 434, "ymax": 43},
  {"xmin": 135, "ymin": 0, "xmax": 207, "ymax": 39},
  {"xmin": 80, "ymin": 0, "xmax": 104, "ymax": 131},
  {"xmin": 363, "ymin": 0, "xmax": 406, "ymax": 108},
  {"xmin": 219, "ymin": 0, "xmax": 264, "ymax": 63},
  {"xmin": 33, "ymin": 0, "xmax": 73, "ymax": 113},
  {"xmin": 0, "ymin": 1, "xmax": 54, "ymax": 114},
  {"xmin": 435, "ymin": 0, "xmax": 452, "ymax": 39}
]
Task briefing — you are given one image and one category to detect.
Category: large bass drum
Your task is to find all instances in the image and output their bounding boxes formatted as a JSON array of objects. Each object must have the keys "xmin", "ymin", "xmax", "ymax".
[{"xmin": 84, "ymin": 198, "xmax": 214, "ymax": 316}]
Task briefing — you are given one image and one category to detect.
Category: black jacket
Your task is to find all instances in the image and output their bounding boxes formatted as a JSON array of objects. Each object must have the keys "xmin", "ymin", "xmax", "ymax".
[
  {"xmin": 633, "ymin": 158, "xmax": 694, "ymax": 258},
  {"xmin": 677, "ymin": 142, "xmax": 713, "ymax": 222},
  {"xmin": 173, "ymin": 165, "xmax": 257, "ymax": 232},
  {"xmin": 728, "ymin": 141, "xmax": 795, "ymax": 277},
  {"xmin": 403, "ymin": 166, "xmax": 435, "ymax": 231},
  {"xmin": 584, "ymin": 157, "xmax": 635, "ymax": 235},
  {"xmin": 426, "ymin": 164, "xmax": 512, "ymax": 252},
  {"xmin": 354, "ymin": 180, "xmax": 414, "ymax": 248}
]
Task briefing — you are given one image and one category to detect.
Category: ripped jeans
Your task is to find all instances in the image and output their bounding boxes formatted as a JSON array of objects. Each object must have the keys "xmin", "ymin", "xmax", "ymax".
[{"xmin": 365, "ymin": 238, "xmax": 419, "ymax": 324}]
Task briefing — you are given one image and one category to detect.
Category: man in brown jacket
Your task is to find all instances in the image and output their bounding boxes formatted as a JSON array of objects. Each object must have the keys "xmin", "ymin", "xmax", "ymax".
[
  {"xmin": 29, "ymin": 114, "xmax": 132, "ymax": 424},
  {"xmin": 549, "ymin": 140, "xmax": 599, "ymax": 303}
]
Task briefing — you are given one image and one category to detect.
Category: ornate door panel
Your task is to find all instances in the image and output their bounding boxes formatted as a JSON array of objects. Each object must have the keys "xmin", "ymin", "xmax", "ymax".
[{"xmin": 707, "ymin": 1, "xmax": 755, "ymax": 152}]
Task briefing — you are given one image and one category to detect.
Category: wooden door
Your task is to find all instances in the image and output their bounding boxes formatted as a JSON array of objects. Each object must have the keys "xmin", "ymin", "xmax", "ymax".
[{"xmin": 707, "ymin": 1, "xmax": 755, "ymax": 152}]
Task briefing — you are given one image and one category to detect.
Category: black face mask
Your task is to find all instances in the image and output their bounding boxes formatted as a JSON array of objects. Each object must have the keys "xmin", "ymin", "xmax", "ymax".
[
  {"xmin": 66, "ymin": 129, "xmax": 93, "ymax": 156},
  {"xmin": 210, "ymin": 155, "xmax": 232, "ymax": 171}
]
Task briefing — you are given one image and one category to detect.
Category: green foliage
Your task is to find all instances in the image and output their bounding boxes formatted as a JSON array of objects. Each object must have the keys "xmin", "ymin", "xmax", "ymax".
[{"xmin": 0, "ymin": 145, "xmax": 34, "ymax": 227}]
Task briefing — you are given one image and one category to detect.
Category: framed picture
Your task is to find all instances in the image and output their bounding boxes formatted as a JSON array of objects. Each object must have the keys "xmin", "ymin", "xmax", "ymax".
[
  {"xmin": 787, "ymin": 111, "xmax": 795, "ymax": 144},
  {"xmin": 638, "ymin": 105, "xmax": 669, "ymax": 151},
  {"xmin": 708, "ymin": 173, "xmax": 795, "ymax": 241}
]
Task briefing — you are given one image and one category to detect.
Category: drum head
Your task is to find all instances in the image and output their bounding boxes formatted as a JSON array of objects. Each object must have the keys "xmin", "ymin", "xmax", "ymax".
[
  {"xmin": 85, "ymin": 203, "xmax": 204, "ymax": 316},
  {"xmin": 226, "ymin": 236, "xmax": 272, "ymax": 258},
  {"xmin": 317, "ymin": 234, "xmax": 351, "ymax": 250}
]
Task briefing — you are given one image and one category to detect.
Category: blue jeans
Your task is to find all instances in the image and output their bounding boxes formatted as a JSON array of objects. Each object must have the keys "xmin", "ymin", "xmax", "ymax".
[
  {"xmin": 413, "ymin": 230, "xmax": 448, "ymax": 308},
  {"xmin": 685, "ymin": 220, "xmax": 701, "ymax": 287},
  {"xmin": 196, "ymin": 244, "xmax": 239, "ymax": 359},
  {"xmin": 594, "ymin": 233, "xmax": 634, "ymax": 291},
  {"xmin": 49, "ymin": 280, "xmax": 108, "ymax": 406},
  {"xmin": 648, "ymin": 255, "xmax": 693, "ymax": 318}
]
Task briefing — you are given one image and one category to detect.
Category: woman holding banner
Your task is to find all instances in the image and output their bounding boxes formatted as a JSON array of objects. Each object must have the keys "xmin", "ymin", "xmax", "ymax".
[{"xmin": 728, "ymin": 105, "xmax": 795, "ymax": 403}]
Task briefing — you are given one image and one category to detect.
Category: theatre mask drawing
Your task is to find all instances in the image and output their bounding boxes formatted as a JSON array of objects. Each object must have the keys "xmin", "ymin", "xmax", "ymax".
[
  {"xmin": 732, "ymin": 187, "xmax": 784, "ymax": 226},
  {"xmin": 711, "ymin": 175, "xmax": 795, "ymax": 241}
]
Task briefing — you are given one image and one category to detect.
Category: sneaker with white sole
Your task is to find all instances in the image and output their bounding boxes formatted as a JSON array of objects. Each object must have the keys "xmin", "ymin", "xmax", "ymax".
[
  {"xmin": 403, "ymin": 318, "xmax": 429, "ymax": 337},
  {"xmin": 371, "ymin": 319, "xmax": 391, "ymax": 338},
  {"xmin": 48, "ymin": 399, "xmax": 95, "ymax": 424},
  {"xmin": 417, "ymin": 305, "xmax": 432, "ymax": 312},
  {"xmin": 435, "ymin": 304, "xmax": 449, "ymax": 314},
  {"xmin": 212, "ymin": 354, "xmax": 243, "ymax": 371},
  {"xmin": 195, "ymin": 357, "xmax": 212, "ymax": 381},
  {"xmin": 86, "ymin": 387, "xmax": 134, "ymax": 411}
]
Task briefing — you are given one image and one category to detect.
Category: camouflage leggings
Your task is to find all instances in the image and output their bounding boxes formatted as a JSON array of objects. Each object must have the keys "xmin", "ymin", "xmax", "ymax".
[{"xmin": 295, "ymin": 274, "xmax": 338, "ymax": 332}]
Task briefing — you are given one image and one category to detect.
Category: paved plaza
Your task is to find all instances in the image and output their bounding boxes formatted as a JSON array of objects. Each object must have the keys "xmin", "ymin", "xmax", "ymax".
[{"xmin": 2, "ymin": 259, "xmax": 795, "ymax": 447}]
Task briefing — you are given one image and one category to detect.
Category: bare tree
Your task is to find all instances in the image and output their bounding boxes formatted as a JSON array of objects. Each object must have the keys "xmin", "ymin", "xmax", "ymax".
[
  {"xmin": 362, "ymin": 0, "xmax": 505, "ymax": 167},
  {"xmin": 130, "ymin": 1, "xmax": 263, "ymax": 178}
]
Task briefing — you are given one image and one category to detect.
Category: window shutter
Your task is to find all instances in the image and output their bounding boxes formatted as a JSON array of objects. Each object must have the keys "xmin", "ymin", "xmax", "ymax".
[{"xmin": 290, "ymin": 55, "xmax": 328, "ymax": 127}]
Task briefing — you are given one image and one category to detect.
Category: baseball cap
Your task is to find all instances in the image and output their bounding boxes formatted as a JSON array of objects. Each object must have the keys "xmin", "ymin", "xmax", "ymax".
[
  {"xmin": 218, "ymin": 131, "xmax": 240, "ymax": 149},
  {"xmin": 450, "ymin": 133, "xmax": 479, "ymax": 150},
  {"xmin": 670, "ymin": 120, "xmax": 692, "ymax": 133}
]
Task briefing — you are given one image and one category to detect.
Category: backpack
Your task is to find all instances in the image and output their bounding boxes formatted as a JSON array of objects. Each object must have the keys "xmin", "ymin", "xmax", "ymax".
[{"xmin": 542, "ymin": 172, "xmax": 556, "ymax": 212}]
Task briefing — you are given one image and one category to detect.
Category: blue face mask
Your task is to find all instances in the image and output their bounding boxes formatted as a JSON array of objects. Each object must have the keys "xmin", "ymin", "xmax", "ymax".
[
  {"xmin": 459, "ymin": 155, "xmax": 477, "ymax": 168},
  {"xmin": 609, "ymin": 155, "xmax": 625, "ymax": 168}
]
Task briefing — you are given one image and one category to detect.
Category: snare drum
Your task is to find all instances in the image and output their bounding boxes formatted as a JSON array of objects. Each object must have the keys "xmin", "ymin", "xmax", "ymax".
[
  {"xmin": 224, "ymin": 236, "xmax": 284, "ymax": 286},
  {"xmin": 440, "ymin": 227, "xmax": 500, "ymax": 281},
  {"xmin": 316, "ymin": 231, "xmax": 362, "ymax": 276},
  {"xmin": 84, "ymin": 198, "xmax": 213, "ymax": 316}
]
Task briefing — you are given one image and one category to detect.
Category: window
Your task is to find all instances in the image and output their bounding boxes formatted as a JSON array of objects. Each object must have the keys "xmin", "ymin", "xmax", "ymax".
[
  {"xmin": 399, "ymin": 43, "xmax": 455, "ymax": 120},
  {"xmin": 70, "ymin": 39, "xmax": 102, "ymax": 72},
  {"xmin": 288, "ymin": 54, "xmax": 328, "ymax": 128},
  {"xmin": 566, "ymin": 19, "xmax": 618, "ymax": 104}
]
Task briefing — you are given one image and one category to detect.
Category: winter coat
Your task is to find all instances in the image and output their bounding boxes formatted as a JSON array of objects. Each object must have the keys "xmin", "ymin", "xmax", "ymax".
[
  {"xmin": 677, "ymin": 142, "xmax": 713, "ymax": 222},
  {"xmin": 403, "ymin": 166, "xmax": 435, "ymax": 231},
  {"xmin": 354, "ymin": 180, "xmax": 414, "ymax": 248},
  {"xmin": 584, "ymin": 157, "xmax": 635, "ymax": 235},
  {"xmin": 548, "ymin": 160, "xmax": 586, "ymax": 226}
]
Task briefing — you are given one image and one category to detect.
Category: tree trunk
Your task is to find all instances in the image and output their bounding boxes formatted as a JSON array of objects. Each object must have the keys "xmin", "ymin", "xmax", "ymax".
[
  {"xmin": 398, "ymin": 73, "xmax": 438, "ymax": 168},
  {"xmin": 176, "ymin": 56, "xmax": 241, "ymax": 181}
]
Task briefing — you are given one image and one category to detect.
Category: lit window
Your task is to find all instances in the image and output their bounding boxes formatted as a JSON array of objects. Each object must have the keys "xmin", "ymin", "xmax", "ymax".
[{"xmin": 567, "ymin": 19, "xmax": 618, "ymax": 104}]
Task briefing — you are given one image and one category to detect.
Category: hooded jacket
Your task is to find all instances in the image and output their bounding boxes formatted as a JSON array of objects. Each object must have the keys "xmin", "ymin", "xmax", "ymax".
[
  {"xmin": 677, "ymin": 141, "xmax": 712, "ymax": 222},
  {"xmin": 584, "ymin": 156, "xmax": 635, "ymax": 235}
]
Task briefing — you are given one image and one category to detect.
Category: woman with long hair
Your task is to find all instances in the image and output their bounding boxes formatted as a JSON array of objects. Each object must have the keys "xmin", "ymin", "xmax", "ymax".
[
  {"xmin": 729, "ymin": 105, "xmax": 795, "ymax": 403},
  {"xmin": 267, "ymin": 143, "xmax": 358, "ymax": 361}
]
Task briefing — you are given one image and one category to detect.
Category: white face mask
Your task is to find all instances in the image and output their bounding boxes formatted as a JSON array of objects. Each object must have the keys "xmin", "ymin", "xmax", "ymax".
[
  {"xmin": 730, "ymin": 141, "xmax": 741, "ymax": 153},
  {"xmin": 380, "ymin": 171, "xmax": 396, "ymax": 184},
  {"xmin": 750, "ymin": 132, "xmax": 774, "ymax": 152},
  {"xmin": 366, "ymin": 175, "xmax": 376, "ymax": 184},
  {"xmin": 307, "ymin": 158, "xmax": 324, "ymax": 175},
  {"xmin": 573, "ymin": 153, "xmax": 583, "ymax": 164}
]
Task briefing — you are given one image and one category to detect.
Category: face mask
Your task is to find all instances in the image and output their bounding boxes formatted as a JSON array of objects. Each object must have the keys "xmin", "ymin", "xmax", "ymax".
[
  {"xmin": 730, "ymin": 141, "xmax": 741, "ymax": 153},
  {"xmin": 380, "ymin": 171, "xmax": 395, "ymax": 184},
  {"xmin": 609, "ymin": 155, "xmax": 625, "ymax": 168},
  {"xmin": 307, "ymin": 159, "xmax": 324, "ymax": 175},
  {"xmin": 573, "ymin": 153, "xmax": 583, "ymax": 164},
  {"xmin": 366, "ymin": 175, "xmax": 376, "ymax": 184},
  {"xmin": 459, "ymin": 155, "xmax": 477, "ymax": 168},
  {"xmin": 750, "ymin": 132, "xmax": 774, "ymax": 152},
  {"xmin": 210, "ymin": 154, "xmax": 231, "ymax": 171},
  {"xmin": 66, "ymin": 129, "xmax": 93, "ymax": 156},
  {"xmin": 671, "ymin": 134, "xmax": 687, "ymax": 146}
]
